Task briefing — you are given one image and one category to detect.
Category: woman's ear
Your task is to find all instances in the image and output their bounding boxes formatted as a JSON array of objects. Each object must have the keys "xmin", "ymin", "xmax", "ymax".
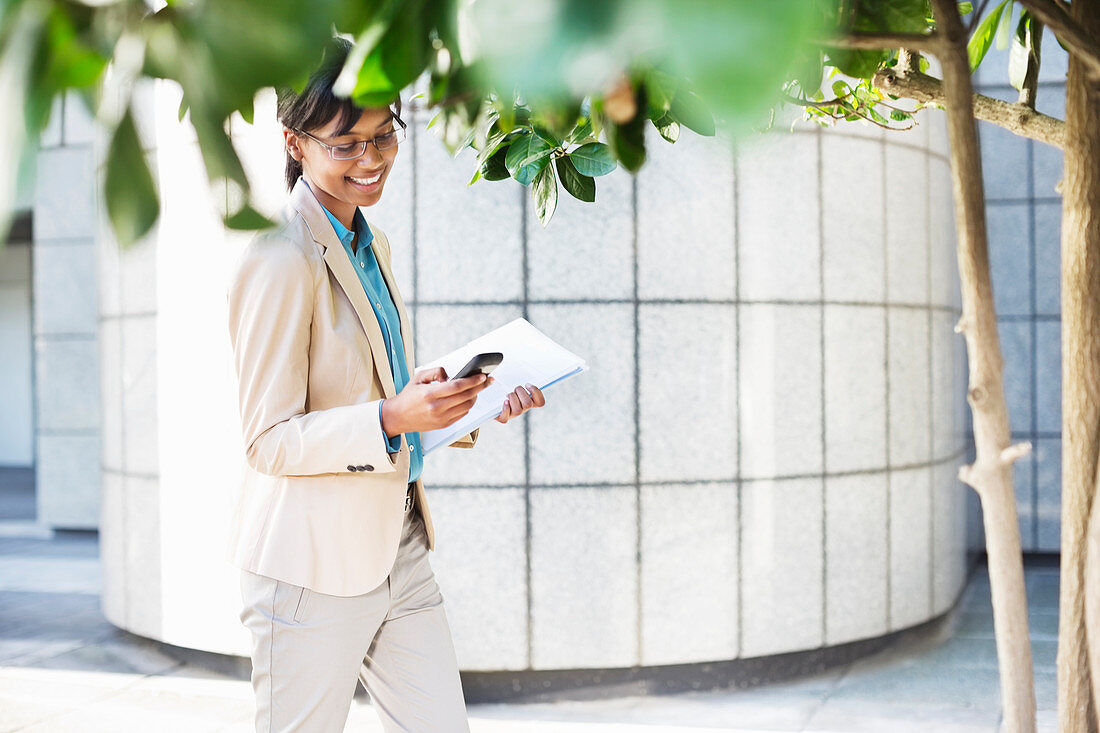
[{"xmin": 282, "ymin": 127, "xmax": 303, "ymax": 161}]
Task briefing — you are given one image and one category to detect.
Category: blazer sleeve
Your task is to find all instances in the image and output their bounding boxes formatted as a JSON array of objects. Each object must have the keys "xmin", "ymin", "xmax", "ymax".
[{"xmin": 227, "ymin": 234, "xmax": 400, "ymax": 477}]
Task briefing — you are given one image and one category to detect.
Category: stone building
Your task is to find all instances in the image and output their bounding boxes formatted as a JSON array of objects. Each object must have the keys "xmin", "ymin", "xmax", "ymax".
[{"xmin": 2, "ymin": 42, "xmax": 1065, "ymax": 678}]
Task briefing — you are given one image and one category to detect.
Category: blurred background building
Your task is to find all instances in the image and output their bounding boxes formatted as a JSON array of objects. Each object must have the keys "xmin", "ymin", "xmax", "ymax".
[{"xmin": 0, "ymin": 40, "xmax": 1064, "ymax": 678}]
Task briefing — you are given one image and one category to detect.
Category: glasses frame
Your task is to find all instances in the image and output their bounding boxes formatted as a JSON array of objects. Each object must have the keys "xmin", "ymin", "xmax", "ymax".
[{"xmin": 294, "ymin": 126, "xmax": 406, "ymax": 160}]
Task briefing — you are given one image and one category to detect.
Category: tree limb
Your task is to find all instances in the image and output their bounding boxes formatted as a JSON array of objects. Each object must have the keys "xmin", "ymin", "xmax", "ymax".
[
  {"xmin": 820, "ymin": 30, "xmax": 941, "ymax": 52},
  {"xmin": 1018, "ymin": 18, "xmax": 1043, "ymax": 109},
  {"xmin": 1016, "ymin": 0, "xmax": 1100, "ymax": 79},
  {"xmin": 929, "ymin": 1, "xmax": 1037, "ymax": 727},
  {"xmin": 873, "ymin": 68, "xmax": 1066, "ymax": 148}
]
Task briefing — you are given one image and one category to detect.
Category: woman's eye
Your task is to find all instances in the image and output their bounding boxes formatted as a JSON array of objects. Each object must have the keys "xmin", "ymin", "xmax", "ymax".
[
  {"xmin": 376, "ymin": 131, "xmax": 397, "ymax": 146},
  {"xmin": 333, "ymin": 143, "xmax": 360, "ymax": 155}
]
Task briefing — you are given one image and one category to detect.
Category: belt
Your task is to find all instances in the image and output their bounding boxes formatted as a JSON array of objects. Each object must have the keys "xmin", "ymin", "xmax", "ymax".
[{"xmin": 405, "ymin": 482, "xmax": 415, "ymax": 513}]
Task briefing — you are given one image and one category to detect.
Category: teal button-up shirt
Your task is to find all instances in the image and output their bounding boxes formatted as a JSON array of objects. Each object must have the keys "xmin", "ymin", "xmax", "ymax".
[{"xmin": 307, "ymin": 184, "xmax": 423, "ymax": 483}]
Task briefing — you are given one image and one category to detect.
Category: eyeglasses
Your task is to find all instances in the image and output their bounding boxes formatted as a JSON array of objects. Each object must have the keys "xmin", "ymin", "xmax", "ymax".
[{"xmin": 294, "ymin": 126, "xmax": 406, "ymax": 160}]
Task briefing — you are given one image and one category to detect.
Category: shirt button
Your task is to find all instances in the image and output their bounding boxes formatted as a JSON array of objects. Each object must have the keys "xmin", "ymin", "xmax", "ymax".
[{"xmin": 359, "ymin": 262, "xmax": 365, "ymax": 268}]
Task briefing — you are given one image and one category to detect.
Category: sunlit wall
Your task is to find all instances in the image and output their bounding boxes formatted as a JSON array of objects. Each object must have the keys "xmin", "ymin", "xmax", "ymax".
[{"xmin": 89, "ymin": 80, "xmax": 971, "ymax": 669}]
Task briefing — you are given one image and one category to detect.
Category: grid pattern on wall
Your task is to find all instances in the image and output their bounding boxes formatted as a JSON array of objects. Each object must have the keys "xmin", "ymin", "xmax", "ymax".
[
  {"xmin": 364, "ymin": 107, "xmax": 971, "ymax": 671},
  {"xmin": 975, "ymin": 70, "xmax": 1066, "ymax": 553},
  {"xmin": 32, "ymin": 91, "xmax": 104, "ymax": 531}
]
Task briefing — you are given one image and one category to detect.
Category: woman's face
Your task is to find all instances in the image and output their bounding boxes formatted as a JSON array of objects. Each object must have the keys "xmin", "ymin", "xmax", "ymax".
[{"xmin": 284, "ymin": 105, "xmax": 399, "ymax": 221}]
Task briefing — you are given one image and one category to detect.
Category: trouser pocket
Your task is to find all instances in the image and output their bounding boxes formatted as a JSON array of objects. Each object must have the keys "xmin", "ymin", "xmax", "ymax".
[{"xmin": 292, "ymin": 585, "xmax": 311, "ymax": 623}]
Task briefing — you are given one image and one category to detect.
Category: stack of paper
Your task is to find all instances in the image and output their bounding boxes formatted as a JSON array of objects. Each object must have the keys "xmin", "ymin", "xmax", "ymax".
[{"xmin": 417, "ymin": 318, "xmax": 587, "ymax": 454}]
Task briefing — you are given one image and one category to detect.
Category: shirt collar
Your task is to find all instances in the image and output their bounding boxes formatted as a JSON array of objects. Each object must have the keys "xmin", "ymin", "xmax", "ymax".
[{"xmin": 301, "ymin": 176, "xmax": 374, "ymax": 252}]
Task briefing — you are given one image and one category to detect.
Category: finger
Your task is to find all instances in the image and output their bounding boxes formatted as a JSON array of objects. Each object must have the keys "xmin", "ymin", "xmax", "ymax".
[
  {"xmin": 526, "ymin": 383, "xmax": 546, "ymax": 407},
  {"xmin": 440, "ymin": 392, "xmax": 481, "ymax": 424},
  {"xmin": 507, "ymin": 391, "xmax": 522, "ymax": 415},
  {"xmin": 414, "ymin": 367, "xmax": 448, "ymax": 384},
  {"xmin": 496, "ymin": 399, "xmax": 512, "ymax": 423},
  {"xmin": 515, "ymin": 386, "xmax": 534, "ymax": 410},
  {"xmin": 434, "ymin": 373, "xmax": 489, "ymax": 397}
]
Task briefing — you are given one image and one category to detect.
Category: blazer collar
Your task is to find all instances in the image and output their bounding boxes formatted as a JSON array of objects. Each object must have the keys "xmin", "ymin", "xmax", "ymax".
[
  {"xmin": 286, "ymin": 175, "xmax": 344, "ymax": 251},
  {"xmin": 287, "ymin": 175, "xmax": 398, "ymax": 398}
]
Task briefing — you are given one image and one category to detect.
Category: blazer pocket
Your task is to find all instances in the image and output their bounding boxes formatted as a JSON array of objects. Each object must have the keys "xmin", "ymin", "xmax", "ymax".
[{"xmin": 292, "ymin": 586, "xmax": 311, "ymax": 623}]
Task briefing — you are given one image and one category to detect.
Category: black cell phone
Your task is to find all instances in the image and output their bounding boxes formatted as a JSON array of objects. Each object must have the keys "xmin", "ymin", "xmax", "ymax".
[{"xmin": 451, "ymin": 352, "xmax": 503, "ymax": 380}]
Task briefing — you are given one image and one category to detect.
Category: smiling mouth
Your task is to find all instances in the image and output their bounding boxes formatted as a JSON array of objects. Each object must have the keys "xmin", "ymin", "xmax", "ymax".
[{"xmin": 347, "ymin": 172, "xmax": 383, "ymax": 186}]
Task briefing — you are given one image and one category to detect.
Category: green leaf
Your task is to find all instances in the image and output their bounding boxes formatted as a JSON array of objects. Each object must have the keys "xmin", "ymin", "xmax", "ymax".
[
  {"xmin": 995, "ymin": 0, "xmax": 1015, "ymax": 50},
  {"xmin": 105, "ymin": 109, "xmax": 159, "ymax": 247},
  {"xmin": 607, "ymin": 81, "xmax": 646, "ymax": 172},
  {"xmin": 225, "ymin": 203, "xmax": 275, "ymax": 230},
  {"xmin": 792, "ymin": 48, "xmax": 824, "ymax": 97},
  {"xmin": 967, "ymin": 0, "xmax": 1011, "ymax": 70},
  {"xmin": 1008, "ymin": 10, "xmax": 1036, "ymax": 91},
  {"xmin": 669, "ymin": 89, "xmax": 715, "ymax": 136},
  {"xmin": 334, "ymin": 0, "xmax": 388, "ymax": 34},
  {"xmin": 334, "ymin": 0, "xmax": 401, "ymax": 96},
  {"xmin": 350, "ymin": 0, "xmax": 431, "ymax": 107},
  {"xmin": 889, "ymin": 109, "xmax": 911, "ymax": 122},
  {"xmin": 873, "ymin": 0, "xmax": 933, "ymax": 33},
  {"xmin": 569, "ymin": 142, "xmax": 616, "ymax": 177},
  {"xmin": 532, "ymin": 161, "xmax": 558, "ymax": 226},
  {"xmin": 237, "ymin": 98, "xmax": 254, "ymax": 126},
  {"xmin": 644, "ymin": 67, "xmax": 678, "ymax": 115},
  {"xmin": 555, "ymin": 155, "xmax": 595, "ymax": 202},
  {"xmin": 504, "ymin": 130, "xmax": 553, "ymax": 185},
  {"xmin": 480, "ymin": 145, "xmax": 511, "ymax": 181},
  {"xmin": 474, "ymin": 126, "xmax": 514, "ymax": 168},
  {"xmin": 958, "ymin": 2, "xmax": 974, "ymax": 15},
  {"xmin": 567, "ymin": 117, "xmax": 594, "ymax": 144},
  {"xmin": 829, "ymin": 48, "xmax": 889, "ymax": 79},
  {"xmin": 42, "ymin": 8, "xmax": 107, "ymax": 89},
  {"xmin": 653, "ymin": 112, "xmax": 680, "ymax": 143},
  {"xmin": 867, "ymin": 106, "xmax": 888, "ymax": 125},
  {"xmin": 182, "ymin": 0, "xmax": 340, "ymax": 110},
  {"xmin": 608, "ymin": 118, "xmax": 645, "ymax": 173},
  {"xmin": 826, "ymin": 0, "xmax": 928, "ymax": 79}
]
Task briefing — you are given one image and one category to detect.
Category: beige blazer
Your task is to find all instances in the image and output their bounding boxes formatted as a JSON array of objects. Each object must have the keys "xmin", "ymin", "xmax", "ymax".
[{"xmin": 224, "ymin": 175, "xmax": 477, "ymax": 597}]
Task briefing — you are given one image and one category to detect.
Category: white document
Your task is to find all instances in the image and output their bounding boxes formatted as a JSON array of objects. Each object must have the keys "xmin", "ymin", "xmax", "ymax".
[{"xmin": 417, "ymin": 318, "xmax": 588, "ymax": 454}]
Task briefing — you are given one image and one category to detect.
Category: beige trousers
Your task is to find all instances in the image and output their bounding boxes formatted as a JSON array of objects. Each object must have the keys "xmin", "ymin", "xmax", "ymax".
[{"xmin": 238, "ymin": 500, "xmax": 470, "ymax": 732}]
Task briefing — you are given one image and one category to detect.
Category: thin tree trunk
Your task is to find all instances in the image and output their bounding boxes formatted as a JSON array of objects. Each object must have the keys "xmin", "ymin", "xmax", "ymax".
[
  {"xmin": 929, "ymin": 1, "xmax": 1037, "ymax": 731},
  {"xmin": 1058, "ymin": 1, "xmax": 1100, "ymax": 729}
]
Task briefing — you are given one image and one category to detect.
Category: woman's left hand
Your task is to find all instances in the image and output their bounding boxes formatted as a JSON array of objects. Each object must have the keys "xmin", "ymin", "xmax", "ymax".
[{"xmin": 495, "ymin": 383, "xmax": 546, "ymax": 424}]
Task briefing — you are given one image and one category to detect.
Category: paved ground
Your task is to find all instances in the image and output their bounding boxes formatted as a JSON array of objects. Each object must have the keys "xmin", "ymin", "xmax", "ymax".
[{"xmin": 0, "ymin": 527, "xmax": 1059, "ymax": 732}]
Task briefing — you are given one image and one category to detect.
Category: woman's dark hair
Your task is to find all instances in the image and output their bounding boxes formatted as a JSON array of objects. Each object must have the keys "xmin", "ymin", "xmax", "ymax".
[{"xmin": 276, "ymin": 36, "xmax": 407, "ymax": 192}]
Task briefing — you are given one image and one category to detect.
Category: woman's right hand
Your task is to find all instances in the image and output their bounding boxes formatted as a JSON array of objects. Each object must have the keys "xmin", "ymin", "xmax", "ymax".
[{"xmin": 379, "ymin": 367, "xmax": 493, "ymax": 437}]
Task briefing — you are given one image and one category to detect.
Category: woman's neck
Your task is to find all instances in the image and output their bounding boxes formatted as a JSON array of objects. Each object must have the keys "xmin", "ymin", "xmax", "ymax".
[{"xmin": 303, "ymin": 175, "xmax": 356, "ymax": 231}]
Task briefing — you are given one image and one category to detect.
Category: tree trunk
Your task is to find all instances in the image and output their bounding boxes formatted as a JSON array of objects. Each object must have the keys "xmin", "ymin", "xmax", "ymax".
[
  {"xmin": 929, "ymin": 1, "xmax": 1037, "ymax": 731},
  {"xmin": 1058, "ymin": 1, "xmax": 1100, "ymax": 729}
]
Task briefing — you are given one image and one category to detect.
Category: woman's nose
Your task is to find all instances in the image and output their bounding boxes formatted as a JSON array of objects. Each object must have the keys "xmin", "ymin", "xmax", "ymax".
[{"xmin": 357, "ymin": 144, "xmax": 384, "ymax": 167}]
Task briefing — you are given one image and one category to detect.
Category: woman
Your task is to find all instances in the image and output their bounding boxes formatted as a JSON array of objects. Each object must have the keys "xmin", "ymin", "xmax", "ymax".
[{"xmin": 225, "ymin": 37, "xmax": 545, "ymax": 732}]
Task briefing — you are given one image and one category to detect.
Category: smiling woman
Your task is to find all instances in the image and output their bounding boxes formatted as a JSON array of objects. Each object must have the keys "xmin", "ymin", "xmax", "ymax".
[
  {"xmin": 276, "ymin": 39, "xmax": 408, "ymax": 228},
  {"xmin": 225, "ymin": 34, "xmax": 544, "ymax": 733}
]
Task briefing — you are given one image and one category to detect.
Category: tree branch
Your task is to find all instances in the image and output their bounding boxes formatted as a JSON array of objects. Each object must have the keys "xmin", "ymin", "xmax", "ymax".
[
  {"xmin": 821, "ymin": 30, "xmax": 941, "ymax": 52},
  {"xmin": 873, "ymin": 68, "xmax": 1066, "ymax": 148},
  {"xmin": 1016, "ymin": 0, "xmax": 1100, "ymax": 79},
  {"xmin": 1017, "ymin": 18, "xmax": 1043, "ymax": 110}
]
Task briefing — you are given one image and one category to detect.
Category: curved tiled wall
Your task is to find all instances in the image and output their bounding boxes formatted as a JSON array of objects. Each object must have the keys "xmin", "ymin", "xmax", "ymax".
[{"xmin": 98, "ymin": 84, "xmax": 970, "ymax": 669}]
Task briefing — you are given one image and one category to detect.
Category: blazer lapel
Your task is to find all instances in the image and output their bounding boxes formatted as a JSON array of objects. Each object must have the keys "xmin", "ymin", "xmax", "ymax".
[{"xmin": 289, "ymin": 178, "xmax": 397, "ymax": 399}]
